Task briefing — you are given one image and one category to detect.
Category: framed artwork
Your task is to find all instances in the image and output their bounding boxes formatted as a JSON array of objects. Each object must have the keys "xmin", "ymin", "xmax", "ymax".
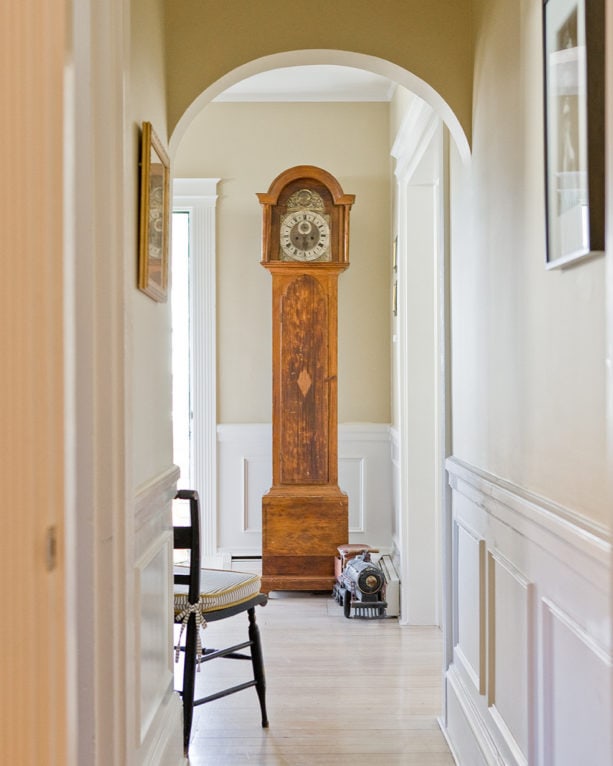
[
  {"xmin": 138, "ymin": 121, "xmax": 170, "ymax": 300},
  {"xmin": 543, "ymin": 0, "xmax": 604, "ymax": 269}
]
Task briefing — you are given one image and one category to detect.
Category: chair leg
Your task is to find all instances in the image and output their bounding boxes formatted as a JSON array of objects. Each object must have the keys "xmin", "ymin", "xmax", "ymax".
[
  {"xmin": 181, "ymin": 612, "xmax": 198, "ymax": 753},
  {"xmin": 248, "ymin": 607, "xmax": 269, "ymax": 728}
]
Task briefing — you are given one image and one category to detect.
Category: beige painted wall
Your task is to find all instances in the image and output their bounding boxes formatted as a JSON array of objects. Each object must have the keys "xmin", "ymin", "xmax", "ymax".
[
  {"xmin": 164, "ymin": 0, "xmax": 473, "ymax": 144},
  {"xmin": 174, "ymin": 101, "xmax": 391, "ymax": 424},
  {"xmin": 451, "ymin": 0, "xmax": 610, "ymax": 525},
  {"xmin": 130, "ymin": 0, "xmax": 174, "ymax": 488}
]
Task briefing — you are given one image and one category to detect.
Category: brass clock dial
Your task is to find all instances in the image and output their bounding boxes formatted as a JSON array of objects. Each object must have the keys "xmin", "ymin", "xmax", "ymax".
[{"xmin": 280, "ymin": 209, "xmax": 331, "ymax": 262}]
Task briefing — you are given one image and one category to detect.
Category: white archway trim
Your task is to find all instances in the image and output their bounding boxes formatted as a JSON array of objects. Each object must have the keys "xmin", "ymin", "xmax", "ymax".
[
  {"xmin": 169, "ymin": 50, "xmax": 470, "ymax": 163},
  {"xmin": 392, "ymin": 97, "xmax": 441, "ymax": 183},
  {"xmin": 174, "ymin": 178, "xmax": 220, "ymax": 561}
]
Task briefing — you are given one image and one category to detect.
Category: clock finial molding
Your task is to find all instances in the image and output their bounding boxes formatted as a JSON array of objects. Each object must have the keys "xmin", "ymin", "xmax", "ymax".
[{"xmin": 258, "ymin": 166, "xmax": 355, "ymax": 592}]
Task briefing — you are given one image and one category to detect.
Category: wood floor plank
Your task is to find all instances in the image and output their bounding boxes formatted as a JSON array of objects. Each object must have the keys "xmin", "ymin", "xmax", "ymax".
[{"xmin": 183, "ymin": 590, "xmax": 454, "ymax": 765}]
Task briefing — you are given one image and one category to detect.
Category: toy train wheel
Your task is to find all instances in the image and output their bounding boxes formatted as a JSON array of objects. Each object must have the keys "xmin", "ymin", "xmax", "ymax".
[{"xmin": 343, "ymin": 589, "xmax": 351, "ymax": 619}]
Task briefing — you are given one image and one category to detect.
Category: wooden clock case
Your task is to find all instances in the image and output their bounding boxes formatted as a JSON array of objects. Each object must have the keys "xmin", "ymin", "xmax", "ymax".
[{"xmin": 258, "ymin": 166, "xmax": 354, "ymax": 592}]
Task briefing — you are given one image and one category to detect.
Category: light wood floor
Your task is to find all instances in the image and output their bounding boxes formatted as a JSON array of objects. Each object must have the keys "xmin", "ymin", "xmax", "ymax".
[{"xmin": 182, "ymin": 583, "xmax": 455, "ymax": 765}]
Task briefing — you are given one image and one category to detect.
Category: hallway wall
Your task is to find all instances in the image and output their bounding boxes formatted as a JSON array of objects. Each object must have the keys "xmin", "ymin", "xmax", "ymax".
[
  {"xmin": 131, "ymin": 0, "xmax": 174, "ymax": 488},
  {"xmin": 444, "ymin": 1, "xmax": 611, "ymax": 763},
  {"xmin": 451, "ymin": 0, "xmax": 609, "ymax": 526},
  {"xmin": 126, "ymin": 0, "xmax": 184, "ymax": 762},
  {"xmin": 174, "ymin": 100, "xmax": 391, "ymax": 425}
]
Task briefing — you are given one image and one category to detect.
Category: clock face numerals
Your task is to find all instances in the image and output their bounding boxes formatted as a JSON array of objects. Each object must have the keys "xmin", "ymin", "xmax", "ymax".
[{"xmin": 280, "ymin": 210, "xmax": 331, "ymax": 262}]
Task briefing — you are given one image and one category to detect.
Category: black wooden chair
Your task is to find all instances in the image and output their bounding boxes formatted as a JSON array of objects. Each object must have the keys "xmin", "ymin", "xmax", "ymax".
[{"xmin": 173, "ymin": 489, "xmax": 269, "ymax": 754}]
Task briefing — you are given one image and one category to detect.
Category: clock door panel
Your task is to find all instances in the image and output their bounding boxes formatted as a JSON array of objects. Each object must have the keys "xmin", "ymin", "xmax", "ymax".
[{"xmin": 279, "ymin": 275, "xmax": 329, "ymax": 484}]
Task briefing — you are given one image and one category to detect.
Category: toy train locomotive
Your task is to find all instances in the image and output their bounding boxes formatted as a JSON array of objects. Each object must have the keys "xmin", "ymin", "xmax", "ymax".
[{"xmin": 332, "ymin": 544, "xmax": 388, "ymax": 619}]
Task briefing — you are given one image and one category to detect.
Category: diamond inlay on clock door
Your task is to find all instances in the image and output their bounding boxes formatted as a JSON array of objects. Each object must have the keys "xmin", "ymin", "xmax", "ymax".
[{"xmin": 297, "ymin": 369, "xmax": 312, "ymax": 397}]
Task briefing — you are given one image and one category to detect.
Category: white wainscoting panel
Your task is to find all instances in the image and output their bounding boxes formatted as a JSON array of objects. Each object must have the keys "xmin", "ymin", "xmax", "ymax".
[
  {"xmin": 217, "ymin": 423, "xmax": 393, "ymax": 556},
  {"xmin": 455, "ymin": 523, "xmax": 485, "ymax": 695},
  {"xmin": 488, "ymin": 551, "xmax": 534, "ymax": 766},
  {"xmin": 541, "ymin": 598, "xmax": 611, "ymax": 766},
  {"xmin": 338, "ymin": 423, "xmax": 393, "ymax": 547},
  {"xmin": 136, "ymin": 538, "xmax": 172, "ymax": 743},
  {"xmin": 133, "ymin": 466, "xmax": 185, "ymax": 765},
  {"xmin": 339, "ymin": 456, "xmax": 365, "ymax": 531},
  {"xmin": 242, "ymin": 455, "xmax": 270, "ymax": 532},
  {"xmin": 217, "ymin": 425, "xmax": 272, "ymax": 557},
  {"xmin": 443, "ymin": 457, "xmax": 611, "ymax": 766}
]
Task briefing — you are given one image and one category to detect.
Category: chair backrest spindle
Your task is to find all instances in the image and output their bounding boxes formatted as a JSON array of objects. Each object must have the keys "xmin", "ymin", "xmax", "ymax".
[{"xmin": 173, "ymin": 489, "xmax": 201, "ymax": 604}]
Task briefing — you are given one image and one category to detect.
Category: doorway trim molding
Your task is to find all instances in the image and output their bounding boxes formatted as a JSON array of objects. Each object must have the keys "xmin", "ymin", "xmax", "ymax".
[
  {"xmin": 174, "ymin": 178, "xmax": 220, "ymax": 560},
  {"xmin": 391, "ymin": 97, "xmax": 448, "ymax": 626}
]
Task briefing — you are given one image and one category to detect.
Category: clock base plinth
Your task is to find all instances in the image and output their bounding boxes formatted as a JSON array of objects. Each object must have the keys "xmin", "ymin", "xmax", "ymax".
[
  {"xmin": 260, "ymin": 485, "xmax": 348, "ymax": 594},
  {"xmin": 260, "ymin": 574, "xmax": 337, "ymax": 593}
]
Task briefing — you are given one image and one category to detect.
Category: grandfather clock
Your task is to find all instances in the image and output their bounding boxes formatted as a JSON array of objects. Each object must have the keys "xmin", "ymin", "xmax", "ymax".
[{"xmin": 258, "ymin": 166, "xmax": 354, "ymax": 592}]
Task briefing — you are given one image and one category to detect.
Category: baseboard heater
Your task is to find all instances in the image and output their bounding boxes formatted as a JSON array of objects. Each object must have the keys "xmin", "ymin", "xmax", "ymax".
[{"xmin": 377, "ymin": 554, "xmax": 400, "ymax": 617}]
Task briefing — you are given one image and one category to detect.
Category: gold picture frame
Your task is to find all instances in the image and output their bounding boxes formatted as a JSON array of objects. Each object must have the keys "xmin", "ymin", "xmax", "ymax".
[{"xmin": 138, "ymin": 122, "xmax": 170, "ymax": 300}]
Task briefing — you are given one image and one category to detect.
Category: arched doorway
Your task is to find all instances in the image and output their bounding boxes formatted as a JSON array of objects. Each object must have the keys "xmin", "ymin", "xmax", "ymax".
[{"xmin": 169, "ymin": 52, "xmax": 466, "ymax": 649}]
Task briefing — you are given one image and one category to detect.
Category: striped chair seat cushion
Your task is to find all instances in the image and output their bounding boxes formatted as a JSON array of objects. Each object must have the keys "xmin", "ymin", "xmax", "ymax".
[{"xmin": 174, "ymin": 567, "xmax": 262, "ymax": 615}]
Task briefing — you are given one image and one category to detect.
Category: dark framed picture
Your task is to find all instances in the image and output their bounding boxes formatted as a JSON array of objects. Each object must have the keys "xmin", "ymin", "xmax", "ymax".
[
  {"xmin": 543, "ymin": 0, "xmax": 604, "ymax": 269},
  {"xmin": 138, "ymin": 121, "xmax": 170, "ymax": 300}
]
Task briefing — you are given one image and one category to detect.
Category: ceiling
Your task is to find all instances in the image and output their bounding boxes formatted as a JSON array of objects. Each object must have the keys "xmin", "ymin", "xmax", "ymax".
[{"xmin": 213, "ymin": 65, "xmax": 397, "ymax": 103}]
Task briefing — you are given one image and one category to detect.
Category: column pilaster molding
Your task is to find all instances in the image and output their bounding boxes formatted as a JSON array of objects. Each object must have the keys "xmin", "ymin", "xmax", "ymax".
[{"xmin": 174, "ymin": 178, "xmax": 220, "ymax": 559}]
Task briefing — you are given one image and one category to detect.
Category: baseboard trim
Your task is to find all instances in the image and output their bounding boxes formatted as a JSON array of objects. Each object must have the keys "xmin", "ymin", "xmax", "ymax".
[
  {"xmin": 137, "ymin": 690, "xmax": 185, "ymax": 765},
  {"xmin": 437, "ymin": 714, "xmax": 461, "ymax": 766},
  {"xmin": 446, "ymin": 665, "xmax": 506, "ymax": 766}
]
